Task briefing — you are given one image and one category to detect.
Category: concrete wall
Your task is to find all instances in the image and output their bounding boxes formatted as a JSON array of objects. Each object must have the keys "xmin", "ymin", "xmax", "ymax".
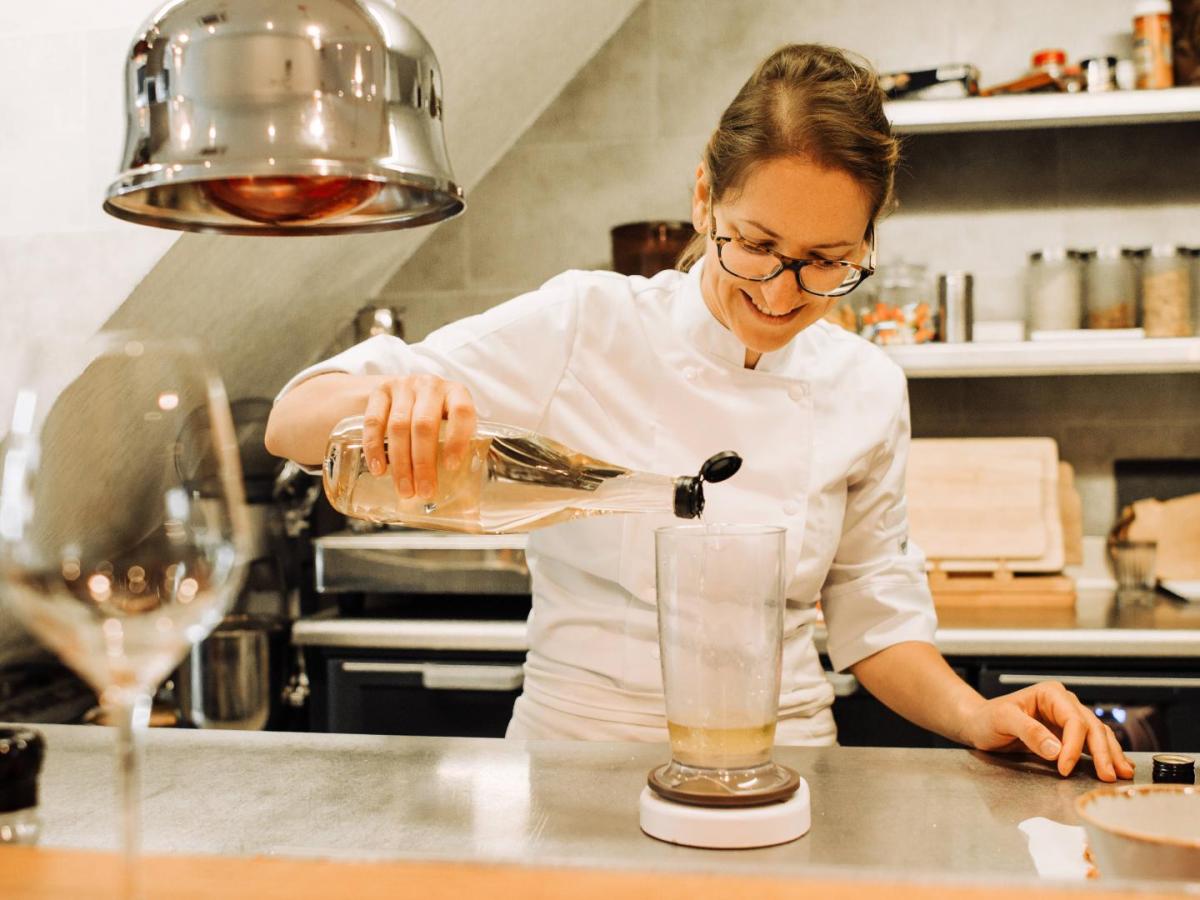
[{"xmin": 377, "ymin": 0, "xmax": 1200, "ymax": 536}]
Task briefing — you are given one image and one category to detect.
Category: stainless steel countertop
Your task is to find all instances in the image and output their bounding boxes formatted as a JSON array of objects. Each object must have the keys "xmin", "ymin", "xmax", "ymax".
[
  {"xmin": 20, "ymin": 723, "xmax": 1183, "ymax": 885},
  {"xmin": 293, "ymin": 587, "xmax": 1200, "ymax": 657}
]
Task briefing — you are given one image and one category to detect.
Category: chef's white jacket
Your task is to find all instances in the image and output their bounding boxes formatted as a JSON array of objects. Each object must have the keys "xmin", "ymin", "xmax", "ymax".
[{"xmin": 277, "ymin": 260, "xmax": 938, "ymax": 744}]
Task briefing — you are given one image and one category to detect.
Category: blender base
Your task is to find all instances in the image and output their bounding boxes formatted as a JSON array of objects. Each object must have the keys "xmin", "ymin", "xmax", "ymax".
[{"xmin": 638, "ymin": 778, "xmax": 811, "ymax": 849}]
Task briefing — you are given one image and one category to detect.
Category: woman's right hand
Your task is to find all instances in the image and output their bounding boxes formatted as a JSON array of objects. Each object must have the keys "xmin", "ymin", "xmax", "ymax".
[{"xmin": 361, "ymin": 374, "xmax": 477, "ymax": 501}]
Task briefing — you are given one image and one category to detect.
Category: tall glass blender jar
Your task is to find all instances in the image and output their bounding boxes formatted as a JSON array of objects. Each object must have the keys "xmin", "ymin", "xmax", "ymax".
[{"xmin": 639, "ymin": 524, "xmax": 811, "ymax": 849}]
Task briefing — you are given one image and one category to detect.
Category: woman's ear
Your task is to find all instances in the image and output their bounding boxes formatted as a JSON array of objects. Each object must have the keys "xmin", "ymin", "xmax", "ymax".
[{"xmin": 690, "ymin": 162, "xmax": 709, "ymax": 234}]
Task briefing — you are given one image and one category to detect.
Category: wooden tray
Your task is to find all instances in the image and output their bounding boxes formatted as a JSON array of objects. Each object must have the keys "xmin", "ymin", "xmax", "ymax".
[{"xmin": 928, "ymin": 563, "xmax": 1076, "ymax": 608}]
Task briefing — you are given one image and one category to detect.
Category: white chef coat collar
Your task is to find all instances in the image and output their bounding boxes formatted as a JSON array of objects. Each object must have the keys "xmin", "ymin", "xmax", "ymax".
[{"xmin": 674, "ymin": 258, "xmax": 808, "ymax": 375}]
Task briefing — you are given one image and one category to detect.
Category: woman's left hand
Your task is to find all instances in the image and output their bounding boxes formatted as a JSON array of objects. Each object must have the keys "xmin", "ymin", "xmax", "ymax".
[{"xmin": 960, "ymin": 681, "xmax": 1135, "ymax": 782}]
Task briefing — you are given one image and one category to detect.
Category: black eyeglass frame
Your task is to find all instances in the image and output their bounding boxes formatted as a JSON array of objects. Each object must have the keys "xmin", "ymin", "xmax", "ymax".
[{"xmin": 709, "ymin": 213, "xmax": 877, "ymax": 299}]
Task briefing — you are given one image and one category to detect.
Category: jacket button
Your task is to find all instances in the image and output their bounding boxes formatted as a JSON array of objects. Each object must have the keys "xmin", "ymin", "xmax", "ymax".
[
  {"xmin": 783, "ymin": 501, "xmax": 800, "ymax": 516},
  {"xmin": 787, "ymin": 384, "xmax": 807, "ymax": 401},
  {"xmin": 683, "ymin": 367, "xmax": 700, "ymax": 381}
]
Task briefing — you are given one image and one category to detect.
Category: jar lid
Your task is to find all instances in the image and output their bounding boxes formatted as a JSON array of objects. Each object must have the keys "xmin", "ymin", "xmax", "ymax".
[
  {"xmin": 1122, "ymin": 247, "xmax": 1149, "ymax": 257},
  {"xmin": 1030, "ymin": 247, "xmax": 1069, "ymax": 262},
  {"xmin": 0, "ymin": 727, "xmax": 45, "ymax": 813},
  {"xmin": 1031, "ymin": 49, "xmax": 1067, "ymax": 67},
  {"xmin": 1149, "ymin": 243, "xmax": 1182, "ymax": 258},
  {"xmin": 1151, "ymin": 753, "xmax": 1196, "ymax": 782},
  {"xmin": 1093, "ymin": 245, "xmax": 1123, "ymax": 260}
]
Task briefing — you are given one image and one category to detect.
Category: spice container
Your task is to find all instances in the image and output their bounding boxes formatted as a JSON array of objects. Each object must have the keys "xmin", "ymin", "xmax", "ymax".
[
  {"xmin": 1142, "ymin": 245, "xmax": 1193, "ymax": 337},
  {"xmin": 1133, "ymin": 0, "xmax": 1174, "ymax": 89},
  {"xmin": 1030, "ymin": 48, "xmax": 1067, "ymax": 79},
  {"xmin": 1082, "ymin": 56, "xmax": 1118, "ymax": 91},
  {"xmin": 857, "ymin": 263, "xmax": 936, "ymax": 345},
  {"xmin": 1026, "ymin": 248, "xmax": 1083, "ymax": 332},
  {"xmin": 1084, "ymin": 246, "xmax": 1138, "ymax": 329},
  {"xmin": 1152, "ymin": 754, "xmax": 1196, "ymax": 784},
  {"xmin": 1185, "ymin": 247, "xmax": 1200, "ymax": 335}
]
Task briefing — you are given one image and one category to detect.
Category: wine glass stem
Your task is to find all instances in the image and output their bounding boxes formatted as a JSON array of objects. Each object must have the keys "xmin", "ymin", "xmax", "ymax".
[{"xmin": 113, "ymin": 692, "xmax": 151, "ymax": 900}]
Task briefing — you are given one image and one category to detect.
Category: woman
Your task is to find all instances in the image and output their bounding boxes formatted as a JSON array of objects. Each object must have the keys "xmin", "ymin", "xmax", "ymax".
[{"xmin": 265, "ymin": 44, "xmax": 1133, "ymax": 782}]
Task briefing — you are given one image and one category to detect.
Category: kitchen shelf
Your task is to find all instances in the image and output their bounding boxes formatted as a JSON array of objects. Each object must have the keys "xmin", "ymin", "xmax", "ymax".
[
  {"xmin": 885, "ymin": 86, "xmax": 1200, "ymax": 133},
  {"xmin": 885, "ymin": 336, "xmax": 1200, "ymax": 377}
]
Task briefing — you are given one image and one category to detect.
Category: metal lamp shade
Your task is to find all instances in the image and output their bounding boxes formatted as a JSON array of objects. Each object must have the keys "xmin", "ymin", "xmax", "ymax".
[{"xmin": 103, "ymin": 0, "xmax": 465, "ymax": 235}]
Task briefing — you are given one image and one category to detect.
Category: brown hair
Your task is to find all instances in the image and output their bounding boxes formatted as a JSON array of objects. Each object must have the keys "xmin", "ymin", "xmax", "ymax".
[{"xmin": 677, "ymin": 43, "xmax": 899, "ymax": 270}]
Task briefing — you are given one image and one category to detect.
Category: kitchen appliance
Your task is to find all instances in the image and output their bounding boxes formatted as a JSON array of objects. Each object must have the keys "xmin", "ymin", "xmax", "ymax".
[
  {"xmin": 639, "ymin": 525, "xmax": 810, "ymax": 850},
  {"xmin": 295, "ymin": 530, "xmax": 532, "ymax": 736},
  {"xmin": 103, "ymin": 0, "xmax": 463, "ymax": 234}
]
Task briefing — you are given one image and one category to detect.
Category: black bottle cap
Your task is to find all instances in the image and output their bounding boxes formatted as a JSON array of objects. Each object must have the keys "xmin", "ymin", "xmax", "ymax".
[
  {"xmin": 1151, "ymin": 753, "xmax": 1196, "ymax": 784},
  {"xmin": 0, "ymin": 727, "xmax": 45, "ymax": 813},
  {"xmin": 699, "ymin": 451, "xmax": 742, "ymax": 484},
  {"xmin": 672, "ymin": 451, "xmax": 744, "ymax": 519}
]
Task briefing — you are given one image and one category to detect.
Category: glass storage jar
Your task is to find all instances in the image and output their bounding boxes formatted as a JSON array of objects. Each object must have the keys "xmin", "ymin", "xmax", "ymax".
[
  {"xmin": 857, "ymin": 262, "xmax": 936, "ymax": 345},
  {"xmin": 1187, "ymin": 248, "xmax": 1200, "ymax": 335},
  {"xmin": 1084, "ymin": 246, "xmax": 1138, "ymax": 329},
  {"xmin": 1026, "ymin": 247, "xmax": 1083, "ymax": 333},
  {"xmin": 1141, "ymin": 244, "xmax": 1192, "ymax": 337}
]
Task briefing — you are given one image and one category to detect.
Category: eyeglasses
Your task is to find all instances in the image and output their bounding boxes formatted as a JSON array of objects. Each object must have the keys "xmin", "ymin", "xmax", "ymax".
[{"xmin": 709, "ymin": 213, "xmax": 876, "ymax": 298}]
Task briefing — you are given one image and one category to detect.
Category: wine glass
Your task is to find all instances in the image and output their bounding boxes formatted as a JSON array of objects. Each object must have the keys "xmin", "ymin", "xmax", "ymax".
[{"xmin": 0, "ymin": 331, "xmax": 249, "ymax": 897}]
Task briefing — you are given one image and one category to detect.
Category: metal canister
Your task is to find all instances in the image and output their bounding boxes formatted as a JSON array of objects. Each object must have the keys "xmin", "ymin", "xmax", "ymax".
[{"xmin": 937, "ymin": 272, "xmax": 974, "ymax": 342}]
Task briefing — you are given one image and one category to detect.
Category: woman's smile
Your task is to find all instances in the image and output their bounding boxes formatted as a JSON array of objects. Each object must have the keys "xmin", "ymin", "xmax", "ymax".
[{"xmin": 740, "ymin": 288, "xmax": 804, "ymax": 323}]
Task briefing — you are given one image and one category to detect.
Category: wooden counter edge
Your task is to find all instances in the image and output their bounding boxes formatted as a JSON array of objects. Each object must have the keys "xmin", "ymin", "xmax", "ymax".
[{"xmin": 0, "ymin": 847, "xmax": 1189, "ymax": 900}]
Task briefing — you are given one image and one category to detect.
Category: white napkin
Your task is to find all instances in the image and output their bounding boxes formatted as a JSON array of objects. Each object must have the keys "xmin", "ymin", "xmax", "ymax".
[{"xmin": 1018, "ymin": 816, "xmax": 1091, "ymax": 880}]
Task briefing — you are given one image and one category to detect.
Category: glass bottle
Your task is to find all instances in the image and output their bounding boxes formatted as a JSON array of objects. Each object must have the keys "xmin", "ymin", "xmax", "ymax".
[
  {"xmin": 1141, "ymin": 245, "xmax": 1193, "ymax": 337},
  {"xmin": 1026, "ymin": 247, "xmax": 1083, "ymax": 333},
  {"xmin": 323, "ymin": 416, "xmax": 742, "ymax": 533},
  {"xmin": 1084, "ymin": 246, "xmax": 1138, "ymax": 329},
  {"xmin": 0, "ymin": 727, "xmax": 44, "ymax": 846}
]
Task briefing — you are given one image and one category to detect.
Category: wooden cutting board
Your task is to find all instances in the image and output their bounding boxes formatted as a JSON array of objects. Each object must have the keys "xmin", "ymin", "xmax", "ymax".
[
  {"xmin": 1058, "ymin": 461, "xmax": 1084, "ymax": 567},
  {"xmin": 1125, "ymin": 491, "xmax": 1200, "ymax": 580},
  {"xmin": 907, "ymin": 437, "xmax": 1063, "ymax": 573}
]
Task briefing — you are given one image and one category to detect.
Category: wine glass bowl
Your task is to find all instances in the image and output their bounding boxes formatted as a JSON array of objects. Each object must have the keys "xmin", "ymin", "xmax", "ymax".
[{"xmin": 0, "ymin": 332, "xmax": 249, "ymax": 893}]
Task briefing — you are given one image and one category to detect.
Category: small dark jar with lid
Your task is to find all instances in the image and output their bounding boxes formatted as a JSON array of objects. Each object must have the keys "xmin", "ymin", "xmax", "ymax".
[
  {"xmin": 0, "ymin": 727, "xmax": 45, "ymax": 845},
  {"xmin": 1151, "ymin": 753, "xmax": 1196, "ymax": 785}
]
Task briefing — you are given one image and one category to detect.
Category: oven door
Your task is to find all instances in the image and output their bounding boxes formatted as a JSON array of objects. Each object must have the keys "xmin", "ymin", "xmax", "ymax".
[
  {"xmin": 978, "ymin": 663, "xmax": 1200, "ymax": 752},
  {"xmin": 313, "ymin": 646, "xmax": 526, "ymax": 737}
]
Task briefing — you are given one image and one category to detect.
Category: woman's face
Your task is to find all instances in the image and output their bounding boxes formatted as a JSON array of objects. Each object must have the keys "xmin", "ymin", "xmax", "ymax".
[{"xmin": 690, "ymin": 155, "xmax": 873, "ymax": 367}]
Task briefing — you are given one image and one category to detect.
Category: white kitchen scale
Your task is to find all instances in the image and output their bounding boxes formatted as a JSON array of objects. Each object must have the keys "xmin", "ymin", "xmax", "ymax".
[{"xmin": 638, "ymin": 761, "xmax": 811, "ymax": 849}]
